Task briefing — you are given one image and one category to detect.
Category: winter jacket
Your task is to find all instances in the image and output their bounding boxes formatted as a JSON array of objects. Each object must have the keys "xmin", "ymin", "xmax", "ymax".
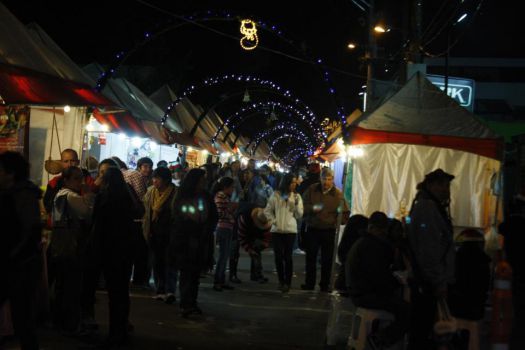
[
  {"xmin": 53, "ymin": 188, "xmax": 95, "ymax": 223},
  {"xmin": 142, "ymin": 184, "xmax": 177, "ymax": 241},
  {"xmin": 346, "ymin": 233, "xmax": 399, "ymax": 300},
  {"xmin": 302, "ymin": 183, "xmax": 349, "ymax": 230},
  {"xmin": 407, "ymin": 189, "xmax": 455, "ymax": 292},
  {"xmin": 264, "ymin": 191, "xmax": 303, "ymax": 234}
]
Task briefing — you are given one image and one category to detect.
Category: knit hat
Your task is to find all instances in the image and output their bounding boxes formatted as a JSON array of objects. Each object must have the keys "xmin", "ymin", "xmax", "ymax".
[{"xmin": 456, "ymin": 228, "xmax": 484, "ymax": 243}]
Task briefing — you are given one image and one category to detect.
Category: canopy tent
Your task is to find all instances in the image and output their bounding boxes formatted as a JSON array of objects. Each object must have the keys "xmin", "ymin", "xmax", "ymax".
[
  {"xmin": 346, "ymin": 72, "xmax": 503, "ymax": 228},
  {"xmin": 83, "ymin": 63, "xmax": 188, "ymax": 141},
  {"xmin": 150, "ymin": 85, "xmax": 243, "ymax": 154},
  {"xmin": 0, "ymin": 3, "xmax": 118, "ymax": 186}
]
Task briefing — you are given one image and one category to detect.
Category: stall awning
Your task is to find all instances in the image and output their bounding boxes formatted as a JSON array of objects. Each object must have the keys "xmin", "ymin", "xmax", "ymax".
[
  {"xmin": 93, "ymin": 110, "xmax": 149, "ymax": 138},
  {"xmin": 0, "ymin": 63, "xmax": 115, "ymax": 106},
  {"xmin": 347, "ymin": 126, "xmax": 504, "ymax": 160}
]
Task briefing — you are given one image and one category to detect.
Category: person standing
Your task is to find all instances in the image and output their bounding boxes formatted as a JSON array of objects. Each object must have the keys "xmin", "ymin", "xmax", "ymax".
[
  {"xmin": 143, "ymin": 167, "xmax": 178, "ymax": 303},
  {"xmin": 0, "ymin": 152, "xmax": 42, "ymax": 350},
  {"xmin": 238, "ymin": 207, "xmax": 272, "ymax": 283},
  {"xmin": 43, "ymin": 149, "xmax": 95, "ymax": 222},
  {"xmin": 264, "ymin": 173, "xmax": 303, "ymax": 293},
  {"xmin": 406, "ymin": 168, "xmax": 455, "ymax": 350},
  {"xmin": 91, "ymin": 167, "xmax": 139, "ymax": 347},
  {"xmin": 169, "ymin": 169, "xmax": 217, "ymax": 317},
  {"xmin": 301, "ymin": 168, "xmax": 349, "ymax": 292},
  {"xmin": 122, "ymin": 157, "xmax": 152, "ymax": 289},
  {"xmin": 49, "ymin": 166, "xmax": 95, "ymax": 333},
  {"xmin": 212, "ymin": 177, "xmax": 237, "ymax": 291}
]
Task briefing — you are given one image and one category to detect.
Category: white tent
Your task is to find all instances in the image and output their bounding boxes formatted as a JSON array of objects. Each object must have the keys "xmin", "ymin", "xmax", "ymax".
[
  {"xmin": 347, "ymin": 72, "xmax": 503, "ymax": 228},
  {"xmin": 0, "ymin": 4, "xmax": 115, "ymax": 186}
]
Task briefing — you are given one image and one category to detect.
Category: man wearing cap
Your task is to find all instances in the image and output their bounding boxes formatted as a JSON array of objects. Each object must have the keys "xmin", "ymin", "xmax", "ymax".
[
  {"xmin": 301, "ymin": 168, "xmax": 349, "ymax": 292},
  {"xmin": 407, "ymin": 168, "xmax": 455, "ymax": 349}
]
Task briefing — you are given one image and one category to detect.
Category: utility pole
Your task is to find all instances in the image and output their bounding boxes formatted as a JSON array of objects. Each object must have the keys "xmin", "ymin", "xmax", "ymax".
[{"xmin": 365, "ymin": 0, "xmax": 376, "ymax": 111}]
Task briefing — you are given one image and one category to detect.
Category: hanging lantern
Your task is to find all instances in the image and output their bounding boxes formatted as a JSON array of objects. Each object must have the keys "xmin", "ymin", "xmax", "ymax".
[{"xmin": 243, "ymin": 89, "xmax": 251, "ymax": 103}]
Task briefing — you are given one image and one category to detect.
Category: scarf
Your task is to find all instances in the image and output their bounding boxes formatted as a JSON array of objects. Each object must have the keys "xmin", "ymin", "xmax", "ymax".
[{"xmin": 151, "ymin": 185, "xmax": 174, "ymax": 222}]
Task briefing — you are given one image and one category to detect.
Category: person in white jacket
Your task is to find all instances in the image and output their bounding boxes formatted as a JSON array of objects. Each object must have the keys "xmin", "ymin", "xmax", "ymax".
[{"xmin": 264, "ymin": 173, "xmax": 303, "ymax": 293}]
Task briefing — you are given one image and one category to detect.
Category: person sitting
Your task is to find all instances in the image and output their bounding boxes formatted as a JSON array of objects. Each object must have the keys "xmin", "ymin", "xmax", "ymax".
[
  {"xmin": 448, "ymin": 229, "xmax": 490, "ymax": 321},
  {"xmin": 335, "ymin": 214, "xmax": 368, "ymax": 293},
  {"xmin": 346, "ymin": 211, "xmax": 409, "ymax": 349}
]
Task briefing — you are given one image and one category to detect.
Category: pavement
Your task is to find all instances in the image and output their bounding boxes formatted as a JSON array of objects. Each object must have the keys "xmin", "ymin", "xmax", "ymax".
[{"xmin": 2, "ymin": 250, "xmax": 355, "ymax": 350}]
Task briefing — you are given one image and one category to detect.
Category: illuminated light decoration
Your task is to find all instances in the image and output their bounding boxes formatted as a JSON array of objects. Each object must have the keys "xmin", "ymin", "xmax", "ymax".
[
  {"xmin": 93, "ymin": 11, "xmax": 347, "ymax": 126},
  {"xmin": 248, "ymin": 122, "xmax": 316, "ymax": 156},
  {"xmin": 64, "ymin": 105, "xmax": 71, "ymax": 113},
  {"xmin": 212, "ymin": 100, "xmax": 325, "ymax": 144},
  {"xmin": 239, "ymin": 19, "xmax": 259, "ymax": 51}
]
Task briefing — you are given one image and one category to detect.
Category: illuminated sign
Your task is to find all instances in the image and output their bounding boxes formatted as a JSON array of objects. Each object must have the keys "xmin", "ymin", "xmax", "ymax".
[{"xmin": 427, "ymin": 74, "xmax": 475, "ymax": 112}]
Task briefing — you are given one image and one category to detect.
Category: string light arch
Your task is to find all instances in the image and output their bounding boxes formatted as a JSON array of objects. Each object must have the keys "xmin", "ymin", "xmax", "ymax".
[{"xmin": 93, "ymin": 10, "xmax": 348, "ymax": 126}]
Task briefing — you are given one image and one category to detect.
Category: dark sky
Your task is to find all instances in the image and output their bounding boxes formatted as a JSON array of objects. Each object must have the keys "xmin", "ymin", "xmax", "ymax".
[{"xmin": 3, "ymin": 0, "xmax": 522, "ymax": 155}]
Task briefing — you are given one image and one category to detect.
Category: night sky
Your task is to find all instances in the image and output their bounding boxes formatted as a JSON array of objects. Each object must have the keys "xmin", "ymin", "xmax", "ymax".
[{"xmin": 3, "ymin": 0, "xmax": 522, "ymax": 156}]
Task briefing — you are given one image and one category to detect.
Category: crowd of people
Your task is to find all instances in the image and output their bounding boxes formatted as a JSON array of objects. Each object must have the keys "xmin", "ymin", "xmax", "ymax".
[{"xmin": 1, "ymin": 149, "xmax": 524, "ymax": 350}]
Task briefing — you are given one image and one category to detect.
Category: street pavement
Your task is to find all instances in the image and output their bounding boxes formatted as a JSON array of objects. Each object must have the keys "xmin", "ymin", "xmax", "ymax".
[{"xmin": 3, "ymin": 250, "xmax": 354, "ymax": 350}]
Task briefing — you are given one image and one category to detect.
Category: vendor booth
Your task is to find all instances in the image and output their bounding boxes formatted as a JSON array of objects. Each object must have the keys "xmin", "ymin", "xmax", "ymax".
[{"xmin": 345, "ymin": 73, "xmax": 503, "ymax": 228}]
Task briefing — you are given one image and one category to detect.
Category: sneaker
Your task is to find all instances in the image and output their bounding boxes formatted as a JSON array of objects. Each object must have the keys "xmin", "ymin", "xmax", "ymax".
[
  {"xmin": 153, "ymin": 294, "xmax": 166, "ymax": 301},
  {"xmin": 293, "ymin": 248, "xmax": 306, "ymax": 255},
  {"xmin": 165, "ymin": 294, "xmax": 176, "ymax": 304},
  {"xmin": 300, "ymin": 284, "xmax": 314, "ymax": 291}
]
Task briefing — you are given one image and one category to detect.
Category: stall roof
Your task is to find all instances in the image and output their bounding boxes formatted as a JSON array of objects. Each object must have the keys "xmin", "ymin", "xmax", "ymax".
[
  {"xmin": 350, "ymin": 72, "xmax": 503, "ymax": 159},
  {"xmin": 0, "ymin": 62, "xmax": 115, "ymax": 106},
  {"xmin": 0, "ymin": 3, "xmax": 115, "ymax": 107}
]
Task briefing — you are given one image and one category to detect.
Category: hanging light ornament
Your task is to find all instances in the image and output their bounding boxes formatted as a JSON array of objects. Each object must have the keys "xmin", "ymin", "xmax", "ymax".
[
  {"xmin": 240, "ymin": 19, "xmax": 259, "ymax": 50},
  {"xmin": 243, "ymin": 89, "xmax": 251, "ymax": 103}
]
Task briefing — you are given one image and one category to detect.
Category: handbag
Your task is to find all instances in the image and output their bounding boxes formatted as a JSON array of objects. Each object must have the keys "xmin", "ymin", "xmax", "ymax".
[
  {"xmin": 434, "ymin": 297, "xmax": 458, "ymax": 340},
  {"xmin": 49, "ymin": 196, "xmax": 82, "ymax": 259}
]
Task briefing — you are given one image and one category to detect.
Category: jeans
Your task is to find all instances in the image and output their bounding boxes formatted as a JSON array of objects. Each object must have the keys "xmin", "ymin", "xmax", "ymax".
[
  {"xmin": 250, "ymin": 251, "xmax": 264, "ymax": 279},
  {"xmin": 150, "ymin": 234, "xmax": 172, "ymax": 295},
  {"xmin": 304, "ymin": 228, "xmax": 336, "ymax": 288},
  {"xmin": 273, "ymin": 233, "xmax": 296, "ymax": 285},
  {"xmin": 214, "ymin": 227, "xmax": 233, "ymax": 285}
]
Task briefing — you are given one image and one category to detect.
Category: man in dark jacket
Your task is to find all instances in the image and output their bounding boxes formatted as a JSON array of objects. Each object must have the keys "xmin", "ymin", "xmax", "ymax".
[
  {"xmin": 0, "ymin": 151, "xmax": 42, "ymax": 350},
  {"xmin": 347, "ymin": 211, "xmax": 409, "ymax": 349},
  {"xmin": 407, "ymin": 168, "xmax": 455, "ymax": 350}
]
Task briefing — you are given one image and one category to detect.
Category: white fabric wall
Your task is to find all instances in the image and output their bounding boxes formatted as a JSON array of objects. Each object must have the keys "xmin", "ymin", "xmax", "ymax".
[
  {"xmin": 351, "ymin": 143, "xmax": 500, "ymax": 228},
  {"xmin": 28, "ymin": 107, "xmax": 85, "ymax": 187}
]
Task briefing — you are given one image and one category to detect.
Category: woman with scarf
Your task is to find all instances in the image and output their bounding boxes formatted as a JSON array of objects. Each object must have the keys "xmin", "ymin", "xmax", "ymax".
[
  {"xmin": 143, "ymin": 167, "xmax": 178, "ymax": 303},
  {"xmin": 169, "ymin": 168, "xmax": 217, "ymax": 318}
]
